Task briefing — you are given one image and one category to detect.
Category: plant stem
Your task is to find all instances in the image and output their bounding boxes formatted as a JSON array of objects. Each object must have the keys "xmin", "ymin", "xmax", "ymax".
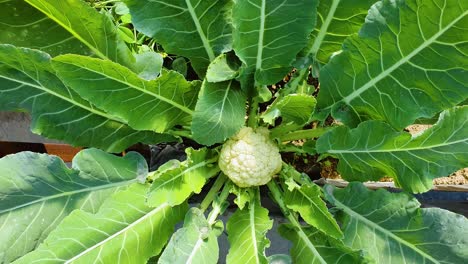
[
  {"xmin": 267, "ymin": 180, "xmax": 327, "ymax": 264},
  {"xmin": 247, "ymin": 96, "xmax": 260, "ymax": 128},
  {"xmin": 207, "ymin": 180, "xmax": 232, "ymax": 225},
  {"xmin": 200, "ymin": 173, "xmax": 227, "ymax": 213},
  {"xmin": 168, "ymin": 129, "xmax": 193, "ymax": 139},
  {"xmin": 278, "ymin": 127, "xmax": 334, "ymax": 142}
]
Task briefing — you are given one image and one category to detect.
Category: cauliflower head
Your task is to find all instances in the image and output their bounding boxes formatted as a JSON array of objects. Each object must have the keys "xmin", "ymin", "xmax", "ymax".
[{"xmin": 218, "ymin": 127, "xmax": 282, "ymax": 187}]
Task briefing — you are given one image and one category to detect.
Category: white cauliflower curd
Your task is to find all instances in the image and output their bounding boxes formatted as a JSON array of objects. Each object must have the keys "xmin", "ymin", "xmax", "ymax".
[{"xmin": 218, "ymin": 127, "xmax": 282, "ymax": 187}]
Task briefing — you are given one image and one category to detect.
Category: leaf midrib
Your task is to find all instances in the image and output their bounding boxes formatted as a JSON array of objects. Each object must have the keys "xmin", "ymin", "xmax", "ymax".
[
  {"xmin": 327, "ymin": 138, "xmax": 466, "ymax": 153},
  {"xmin": 65, "ymin": 202, "xmax": 170, "ymax": 263},
  {"xmin": 185, "ymin": 0, "xmax": 215, "ymax": 61},
  {"xmin": 24, "ymin": 0, "xmax": 108, "ymax": 60},
  {"xmin": 340, "ymin": 10, "xmax": 467, "ymax": 105},
  {"xmin": 0, "ymin": 74, "xmax": 126, "ymax": 124},
  {"xmin": 249, "ymin": 203, "xmax": 261, "ymax": 264},
  {"xmin": 56, "ymin": 59, "xmax": 195, "ymax": 115},
  {"xmin": 306, "ymin": 0, "xmax": 341, "ymax": 59},
  {"xmin": 0, "ymin": 179, "xmax": 137, "ymax": 214},
  {"xmin": 334, "ymin": 198, "xmax": 439, "ymax": 263},
  {"xmin": 255, "ymin": 0, "xmax": 266, "ymax": 71}
]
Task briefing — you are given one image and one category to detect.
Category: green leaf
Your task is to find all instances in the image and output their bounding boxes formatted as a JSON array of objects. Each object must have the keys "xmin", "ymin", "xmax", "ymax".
[
  {"xmin": 279, "ymin": 224, "xmax": 366, "ymax": 264},
  {"xmin": 317, "ymin": 0, "xmax": 468, "ymax": 129},
  {"xmin": 124, "ymin": 0, "xmax": 232, "ymax": 77},
  {"xmin": 226, "ymin": 190, "xmax": 273, "ymax": 264},
  {"xmin": 282, "ymin": 171, "xmax": 342, "ymax": 239},
  {"xmin": 324, "ymin": 182, "xmax": 468, "ymax": 263},
  {"xmin": 25, "ymin": 0, "xmax": 134, "ymax": 67},
  {"xmin": 0, "ymin": 0, "xmax": 90, "ymax": 56},
  {"xmin": 230, "ymin": 185, "xmax": 250, "ymax": 210},
  {"xmin": 317, "ymin": 106, "xmax": 468, "ymax": 193},
  {"xmin": 0, "ymin": 45, "xmax": 166, "ymax": 152},
  {"xmin": 147, "ymin": 148, "xmax": 220, "ymax": 207},
  {"xmin": 206, "ymin": 53, "xmax": 242, "ymax": 83},
  {"xmin": 15, "ymin": 184, "xmax": 187, "ymax": 263},
  {"xmin": 0, "ymin": 149, "xmax": 146, "ymax": 263},
  {"xmin": 159, "ymin": 208, "xmax": 219, "ymax": 264},
  {"xmin": 262, "ymin": 94, "xmax": 316, "ymax": 125},
  {"xmin": 296, "ymin": 0, "xmax": 375, "ymax": 68},
  {"xmin": 52, "ymin": 54, "xmax": 200, "ymax": 133},
  {"xmin": 192, "ymin": 80, "xmax": 246, "ymax": 145},
  {"xmin": 232, "ymin": 0, "xmax": 318, "ymax": 85},
  {"xmin": 135, "ymin": 51, "xmax": 164, "ymax": 80},
  {"xmin": 172, "ymin": 57, "xmax": 188, "ymax": 77}
]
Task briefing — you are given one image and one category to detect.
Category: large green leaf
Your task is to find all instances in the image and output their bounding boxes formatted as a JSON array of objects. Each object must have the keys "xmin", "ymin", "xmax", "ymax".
[
  {"xmin": 0, "ymin": 0, "xmax": 90, "ymax": 56},
  {"xmin": 282, "ymin": 174, "xmax": 342, "ymax": 239},
  {"xmin": 24, "ymin": 0, "xmax": 134, "ymax": 67},
  {"xmin": 324, "ymin": 183, "xmax": 468, "ymax": 263},
  {"xmin": 0, "ymin": 149, "xmax": 146, "ymax": 263},
  {"xmin": 232, "ymin": 0, "xmax": 318, "ymax": 85},
  {"xmin": 317, "ymin": 0, "xmax": 468, "ymax": 129},
  {"xmin": 192, "ymin": 80, "xmax": 246, "ymax": 145},
  {"xmin": 159, "ymin": 208, "xmax": 219, "ymax": 264},
  {"xmin": 15, "ymin": 184, "xmax": 187, "ymax": 263},
  {"xmin": 226, "ymin": 190, "xmax": 273, "ymax": 264},
  {"xmin": 317, "ymin": 106, "xmax": 468, "ymax": 193},
  {"xmin": 0, "ymin": 45, "xmax": 167, "ymax": 152},
  {"xmin": 146, "ymin": 148, "xmax": 219, "ymax": 207},
  {"xmin": 279, "ymin": 224, "xmax": 366, "ymax": 264},
  {"xmin": 296, "ymin": 0, "xmax": 375, "ymax": 68},
  {"xmin": 124, "ymin": 0, "xmax": 232, "ymax": 77},
  {"xmin": 52, "ymin": 54, "xmax": 200, "ymax": 133}
]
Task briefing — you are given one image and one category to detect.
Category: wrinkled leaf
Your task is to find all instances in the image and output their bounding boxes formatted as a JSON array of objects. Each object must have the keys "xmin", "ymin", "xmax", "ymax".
[
  {"xmin": 317, "ymin": 106, "xmax": 468, "ymax": 193},
  {"xmin": 324, "ymin": 183, "xmax": 468, "ymax": 263},
  {"xmin": 15, "ymin": 184, "xmax": 187, "ymax": 263},
  {"xmin": 0, "ymin": 0, "xmax": 90, "ymax": 56},
  {"xmin": 0, "ymin": 45, "xmax": 166, "ymax": 152},
  {"xmin": 125, "ymin": 0, "xmax": 232, "ymax": 77},
  {"xmin": 25, "ymin": 0, "xmax": 134, "ymax": 67},
  {"xmin": 192, "ymin": 80, "xmax": 246, "ymax": 145},
  {"xmin": 0, "ymin": 149, "xmax": 146, "ymax": 263},
  {"xmin": 53, "ymin": 55, "xmax": 200, "ymax": 133},
  {"xmin": 159, "ymin": 208, "xmax": 219, "ymax": 264},
  {"xmin": 262, "ymin": 94, "xmax": 316, "ymax": 125},
  {"xmin": 147, "ymin": 148, "xmax": 220, "ymax": 207},
  {"xmin": 279, "ymin": 224, "xmax": 366, "ymax": 264},
  {"xmin": 232, "ymin": 0, "xmax": 318, "ymax": 85},
  {"xmin": 296, "ymin": 0, "xmax": 375, "ymax": 68},
  {"xmin": 226, "ymin": 190, "xmax": 273, "ymax": 264},
  {"xmin": 318, "ymin": 0, "xmax": 468, "ymax": 129}
]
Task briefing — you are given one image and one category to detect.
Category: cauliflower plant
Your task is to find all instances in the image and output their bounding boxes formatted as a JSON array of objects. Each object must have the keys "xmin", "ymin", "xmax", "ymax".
[{"xmin": 218, "ymin": 127, "xmax": 282, "ymax": 187}]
